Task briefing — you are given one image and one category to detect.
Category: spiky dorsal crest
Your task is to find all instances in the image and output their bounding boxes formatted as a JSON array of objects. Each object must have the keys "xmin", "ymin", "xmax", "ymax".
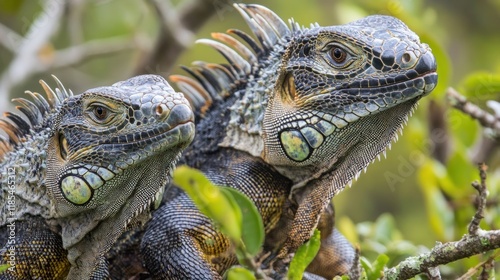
[
  {"xmin": 170, "ymin": 4, "xmax": 293, "ymax": 116},
  {"xmin": 0, "ymin": 75, "xmax": 73, "ymax": 160}
]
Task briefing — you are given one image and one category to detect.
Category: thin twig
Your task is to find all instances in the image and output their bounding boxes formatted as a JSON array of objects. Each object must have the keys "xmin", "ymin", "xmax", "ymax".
[
  {"xmin": 468, "ymin": 163, "xmax": 488, "ymax": 235},
  {"xmin": 384, "ymin": 164, "xmax": 499, "ymax": 279},
  {"xmin": 426, "ymin": 267, "xmax": 441, "ymax": 280},
  {"xmin": 456, "ymin": 250, "xmax": 500, "ymax": 280},
  {"xmin": 0, "ymin": 23, "xmax": 22, "ymax": 52},
  {"xmin": 0, "ymin": 0, "xmax": 66, "ymax": 112},
  {"xmin": 52, "ymin": 37, "xmax": 136, "ymax": 68},
  {"xmin": 447, "ymin": 87, "xmax": 500, "ymax": 134},
  {"xmin": 478, "ymin": 256, "xmax": 495, "ymax": 280},
  {"xmin": 134, "ymin": 0, "xmax": 233, "ymax": 75},
  {"xmin": 149, "ymin": 0, "xmax": 194, "ymax": 48}
]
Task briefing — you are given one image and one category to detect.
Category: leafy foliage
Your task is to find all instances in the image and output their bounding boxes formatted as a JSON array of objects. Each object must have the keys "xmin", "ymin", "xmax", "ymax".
[{"xmin": 287, "ymin": 229, "xmax": 321, "ymax": 280}]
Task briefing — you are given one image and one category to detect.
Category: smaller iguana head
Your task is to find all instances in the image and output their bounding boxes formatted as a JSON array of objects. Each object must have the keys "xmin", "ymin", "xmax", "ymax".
[
  {"xmin": 46, "ymin": 75, "xmax": 194, "ymax": 220},
  {"xmin": 261, "ymin": 15, "xmax": 437, "ymax": 180}
]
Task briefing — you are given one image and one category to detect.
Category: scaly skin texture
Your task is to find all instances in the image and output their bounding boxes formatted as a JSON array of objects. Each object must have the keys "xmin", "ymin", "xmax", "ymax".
[
  {"xmin": 139, "ymin": 3, "xmax": 437, "ymax": 279},
  {"xmin": 0, "ymin": 75, "xmax": 194, "ymax": 279}
]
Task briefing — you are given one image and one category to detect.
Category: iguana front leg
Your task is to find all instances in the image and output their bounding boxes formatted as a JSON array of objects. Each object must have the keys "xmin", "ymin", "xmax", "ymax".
[
  {"xmin": 141, "ymin": 150, "xmax": 290, "ymax": 279},
  {"xmin": 0, "ymin": 217, "xmax": 69, "ymax": 279},
  {"xmin": 277, "ymin": 173, "xmax": 342, "ymax": 260}
]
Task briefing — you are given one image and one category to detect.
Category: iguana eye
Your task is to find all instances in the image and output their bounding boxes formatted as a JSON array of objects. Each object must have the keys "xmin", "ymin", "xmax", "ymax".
[
  {"xmin": 93, "ymin": 105, "xmax": 108, "ymax": 120},
  {"xmin": 86, "ymin": 102, "xmax": 115, "ymax": 124},
  {"xmin": 330, "ymin": 47, "xmax": 347, "ymax": 63},
  {"xmin": 325, "ymin": 43, "xmax": 353, "ymax": 68}
]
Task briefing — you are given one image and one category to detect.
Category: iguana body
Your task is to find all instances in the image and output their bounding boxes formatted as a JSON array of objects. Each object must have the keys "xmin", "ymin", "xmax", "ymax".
[
  {"xmin": 144, "ymin": 4, "xmax": 435, "ymax": 279},
  {"xmin": 0, "ymin": 75, "xmax": 195, "ymax": 279}
]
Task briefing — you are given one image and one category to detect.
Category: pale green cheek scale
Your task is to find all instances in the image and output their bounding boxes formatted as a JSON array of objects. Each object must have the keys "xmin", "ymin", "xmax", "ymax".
[
  {"xmin": 84, "ymin": 172, "xmax": 104, "ymax": 189},
  {"xmin": 97, "ymin": 167, "xmax": 114, "ymax": 181},
  {"xmin": 61, "ymin": 176, "xmax": 92, "ymax": 205},
  {"xmin": 315, "ymin": 120, "xmax": 336, "ymax": 136},
  {"xmin": 300, "ymin": 126, "xmax": 324, "ymax": 148},
  {"xmin": 280, "ymin": 130, "xmax": 311, "ymax": 162}
]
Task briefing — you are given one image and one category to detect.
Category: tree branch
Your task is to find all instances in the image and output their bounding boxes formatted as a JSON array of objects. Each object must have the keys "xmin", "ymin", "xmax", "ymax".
[
  {"xmin": 134, "ymin": 0, "xmax": 233, "ymax": 76},
  {"xmin": 383, "ymin": 230, "xmax": 500, "ymax": 279},
  {"xmin": 468, "ymin": 163, "xmax": 488, "ymax": 236},
  {"xmin": 0, "ymin": 0, "xmax": 65, "ymax": 112},
  {"xmin": 384, "ymin": 164, "xmax": 499, "ymax": 279},
  {"xmin": 0, "ymin": 23, "xmax": 22, "ymax": 52},
  {"xmin": 456, "ymin": 251, "xmax": 499, "ymax": 280},
  {"xmin": 447, "ymin": 87, "xmax": 500, "ymax": 135}
]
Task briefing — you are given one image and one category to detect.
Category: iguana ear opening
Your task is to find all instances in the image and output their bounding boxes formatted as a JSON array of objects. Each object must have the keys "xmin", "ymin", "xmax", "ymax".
[
  {"xmin": 58, "ymin": 133, "xmax": 68, "ymax": 160},
  {"xmin": 280, "ymin": 72, "xmax": 297, "ymax": 105}
]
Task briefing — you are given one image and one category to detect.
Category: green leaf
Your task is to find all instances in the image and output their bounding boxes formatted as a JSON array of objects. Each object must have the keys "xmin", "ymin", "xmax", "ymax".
[
  {"xmin": 221, "ymin": 188, "xmax": 264, "ymax": 257},
  {"xmin": 359, "ymin": 256, "xmax": 373, "ymax": 274},
  {"xmin": 225, "ymin": 266, "xmax": 256, "ymax": 280},
  {"xmin": 287, "ymin": 229, "xmax": 321, "ymax": 280},
  {"xmin": 360, "ymin": 254, "xmax": 389, "ymax": 280},
  {"xmin": 173, "ymin": 165, "xmax": 242, "ymax": 241},
  {"xmin": 445, "ymin": 150, "xmax": 477, "ymax": 197},
  {"xmin": 460, "ymin": 72, "xmax": 500, "ymax": 99},
  {"xmin": 337, "ymin": 216, "xmax": 359, "ymax": 245},
  {"xmin": 369, "ymin": 254, "xmax": 390, "ymax": 280},
  {"xmin": 418, "ymin": 160, "xmax": 454, "ymax": 240},
  {"xmin": 372, "ymin": 214, "xmax": 399, "ymax": 244}
]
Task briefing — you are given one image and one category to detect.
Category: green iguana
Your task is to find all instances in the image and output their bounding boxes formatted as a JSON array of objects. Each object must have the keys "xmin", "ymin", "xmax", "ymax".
[
  {"xmin": 0, "ymin": 75, "xmax": 195, "ymax": 279},
  {"xmin": 126, "ymin": 4, "xmax": 437, "ymax": 279}
]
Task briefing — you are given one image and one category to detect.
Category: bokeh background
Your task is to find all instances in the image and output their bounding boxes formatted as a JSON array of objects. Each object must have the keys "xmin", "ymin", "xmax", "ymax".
[{"xmin": 1, "ymin": 0, "xmax": 499, "ymax": 276}]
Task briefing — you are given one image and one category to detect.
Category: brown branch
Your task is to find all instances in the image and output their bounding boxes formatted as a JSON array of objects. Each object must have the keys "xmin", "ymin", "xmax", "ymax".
[
  {"xmin": 0, "ymin": 0, "xmax": 66, "ymax": 113},
  {"xmin": 383, "ymin": 230, "xmax": 500, "ymax": 279},
  {"xmin": 447, "ymin": 87, "xmax": 500, "ymax": 165},
  {"xmin": 479, "ymin": 257, "xmax": 495, "ymax": 280},
  {"xmin": 446, "ymin": 87, "xmax": 500, "ymax": 134},
  {"xmin": 426, "ymin": 267, "xmax": 441, "ymax": 280},
  {"xmin": 134, "ymin": 0, "xmax": 234, "ymax": 76},
  {"xmin": 456, "ymin": 250, "xmax": 499, "ymax": 280},
  {"xmin": 468, "ymin": 163, "xmax": 488, "ymax": 235},
  {"xmin": 384, "ymin": 164, "xmax": 499, "ymax": 279}
]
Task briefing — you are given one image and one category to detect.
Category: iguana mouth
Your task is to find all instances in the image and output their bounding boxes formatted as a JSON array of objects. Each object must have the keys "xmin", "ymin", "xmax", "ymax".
[
  {"xmin": 346, "ymin": 72, "xmax": 437, "ymax": 96},
  {"xmin": 102, "ymin": 104, "xmax": 195, "ymax": 147},
  {"xmin": 118, "ymin": 120, "xmax": 195, "ymax": 147}
]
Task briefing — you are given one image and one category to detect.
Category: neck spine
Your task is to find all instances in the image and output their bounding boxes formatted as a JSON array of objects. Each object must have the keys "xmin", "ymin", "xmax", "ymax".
[
  {"xmin": 0, "ymin": 127, "xmax": 53, "ymax": 225},
  {"xmin": 220, "ymin": 42, "xmax": 288, "ymax": 157}
]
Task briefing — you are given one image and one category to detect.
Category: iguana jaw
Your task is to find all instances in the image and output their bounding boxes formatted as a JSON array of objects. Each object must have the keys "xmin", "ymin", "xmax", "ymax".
[{"xmin": 287, "ymin": 98, "xmax": 421, "ymax": 193}]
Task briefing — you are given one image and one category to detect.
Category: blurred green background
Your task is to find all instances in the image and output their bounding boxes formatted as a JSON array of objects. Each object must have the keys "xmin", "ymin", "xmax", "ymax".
[{"xmin": 1, "ymin": 0, "xmax": 500, "ymax": 276}]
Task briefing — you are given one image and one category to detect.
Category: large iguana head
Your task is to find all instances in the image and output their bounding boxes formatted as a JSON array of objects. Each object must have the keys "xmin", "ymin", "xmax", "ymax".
[
  {"xmin": 261, "ymin": 15, "xmax": 437, "ymax": 183},
  {"xmin": 0, "ymin": 75, "xmax": 195, "ymax": 277},
  {"xmin": 174, "ymin": 4, "xmax": 436, "ymax": 185}
]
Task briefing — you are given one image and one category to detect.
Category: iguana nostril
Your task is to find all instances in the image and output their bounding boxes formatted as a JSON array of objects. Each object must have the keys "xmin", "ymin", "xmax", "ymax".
[
  {"xmin": 415, "ymin": 51, "xmax": 437, "ymax": 74},
  {"xmin": 165, "ymin": 104, "xmax": 194, "ymax": 126},
  {"xmin": 402, "ymin": 52, "xmax": 411, "ymax": 64},
  {"xmin": 156, "ymin": 104, "xmax": 169, "ymax": 119}
]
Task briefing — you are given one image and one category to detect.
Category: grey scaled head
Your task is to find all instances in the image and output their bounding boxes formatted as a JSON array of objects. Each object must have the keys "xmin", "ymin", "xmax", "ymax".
[
  {"xmin": 46, "ymin": 75, "xmax": 195, "ymax": 216},
  {"xmin": 262, "ymin": 14, "xmax": 437, "ymax": 170}
]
